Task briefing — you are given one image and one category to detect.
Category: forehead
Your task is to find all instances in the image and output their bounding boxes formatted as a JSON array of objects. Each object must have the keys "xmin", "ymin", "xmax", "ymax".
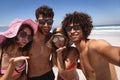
[
  {"xmin": 38, "ymin": 15, "xmax": 52, "ymax": 20},
  {"xmin": 68, "ymin": 23, "xmax": 79, "ymax": 26},
  {"xmin": 53, "ymin": 35, "xmax": 64, "ymax": 38},
  {"xmin": 21, "ymin": 27, "xmax": 32, "ymax": 35}
]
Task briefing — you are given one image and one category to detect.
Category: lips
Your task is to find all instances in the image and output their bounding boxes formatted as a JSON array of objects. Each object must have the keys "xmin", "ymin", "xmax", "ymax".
[
  {"xmin": 57, "ymin": 43, "xmax": 64, "ymax": 48},
  {"xmin": 70, "ymin": 35, "xmax": 78, "ymax": 38},
  {"xmin": 43, "ymin": 28, "xmax": 50, "ymax": 32},
  {"xmin": 22, "ymin": 42, "xmax": 26, "ymax": 46}
]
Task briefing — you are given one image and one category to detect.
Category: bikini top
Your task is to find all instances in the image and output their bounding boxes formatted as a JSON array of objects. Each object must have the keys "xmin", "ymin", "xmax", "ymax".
[
  {"xmin": 66, "ymin": 62, "xmax": 77, "ymax": 71},
  {"xmin": 0, "ymin": 61, "xmax": 26, "ymax": 76},
  {"xmin": 0, "ymin": 48, "xmax": 26, "ymax": 76}
]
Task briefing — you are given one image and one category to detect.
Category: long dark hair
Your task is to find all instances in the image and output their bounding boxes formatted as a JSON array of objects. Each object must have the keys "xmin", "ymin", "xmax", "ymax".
[{"xmin": 0, "ymin": 24, "xmax": 34, "ymax": 52}]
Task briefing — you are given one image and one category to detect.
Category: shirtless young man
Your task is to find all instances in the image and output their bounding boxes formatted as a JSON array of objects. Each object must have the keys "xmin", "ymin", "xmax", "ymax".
[
  {"xmin": 62, "ymin": 11, "xmax": 120, "ymax": 80},
  {"xmin": 28, "ymin": 5, "xmax": 55, "ymax": 80}
]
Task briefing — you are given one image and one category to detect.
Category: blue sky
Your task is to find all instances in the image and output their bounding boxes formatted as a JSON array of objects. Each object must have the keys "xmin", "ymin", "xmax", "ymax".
[{"xmin": 0, "ymin": 0, "xmax": 120, "ymax": 27}]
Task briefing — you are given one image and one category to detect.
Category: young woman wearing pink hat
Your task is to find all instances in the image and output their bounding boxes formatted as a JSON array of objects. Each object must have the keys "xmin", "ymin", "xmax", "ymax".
[{"xmin": 0, "ymin": 19, "xmax": 37, "ymax": 80}]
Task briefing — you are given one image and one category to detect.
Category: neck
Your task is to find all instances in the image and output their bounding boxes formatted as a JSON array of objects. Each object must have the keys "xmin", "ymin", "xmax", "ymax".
[
  {"xmin": 74, "ymin": 39, "xmax": 86, "ymax": 52},
  {"xmin": 36, "ymin": 31, "xmax": 46, "ymax": 40},
  {"xmin": 34, "ymin": 31, "xmax": 48, "ymax": 45},
  {"xmin": 74, "ymin": 39, "xmax": 81, "ymax": 47}
]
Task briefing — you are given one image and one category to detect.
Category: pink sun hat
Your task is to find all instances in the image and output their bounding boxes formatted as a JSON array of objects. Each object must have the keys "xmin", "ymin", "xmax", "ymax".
[{"xmin": 0, "ymin": 19, "xmax": 38, "ymax": 44}]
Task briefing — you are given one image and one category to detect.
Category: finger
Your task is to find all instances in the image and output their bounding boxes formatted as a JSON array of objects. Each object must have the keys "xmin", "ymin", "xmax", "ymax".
[
  {"xmin": 63, "ymin": 46, "xmax": 66, "ymax": 49},
  {"xmin": 14, "ymin": 56, "xmax": 29, "ymax": 62},
  {"xmin": 9, "ymin": 58, "xmax": 15, "ymax": 63},
  {"xmin": 56, "ymin": 47, "xmax": 65, "ymax": 53}
]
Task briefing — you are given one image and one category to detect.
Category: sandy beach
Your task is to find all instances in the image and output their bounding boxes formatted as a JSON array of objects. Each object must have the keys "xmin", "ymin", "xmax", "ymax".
[{"xmin": 53, "ymin": 30, "xmax": 120, "ymax": 80}]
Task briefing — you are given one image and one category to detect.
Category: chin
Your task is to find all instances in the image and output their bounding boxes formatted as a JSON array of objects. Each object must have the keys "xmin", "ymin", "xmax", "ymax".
[
  {"xmin": 20, "ymin": 45, "xmax": 24, "ymax": 48},
  {"xmin": 19, "ymin": 44, "xmax": 25, "ymax": 48},
  {"xmin": 43, "ymin": 32, "xmax": 49, "ymax": 36},
  {"xmin": 40, "ymin": 30, "xmax": 49, "ymax": 35},
  {"xmin": 71, "ymin": 38, "xmax": 79, "ymax": 42}
]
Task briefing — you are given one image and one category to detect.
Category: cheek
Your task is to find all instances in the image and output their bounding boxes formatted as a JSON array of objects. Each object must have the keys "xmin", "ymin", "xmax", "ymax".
[
  {"xmin": 54, "ymin": 42, "xmax": 57, "ymax": 46},
  {"xmin": 79, "ymin": 31, "xmax": 84, "ymax": 38},
  {"xmin": 67, "ymin": 32, "xmax": 71, "ymax": 38},
  {"xmin": 54, "ymin": 42, "xmax": 60, "ymax": 48},
  {"xmin": 54, "ymin": 42, "xmax": 64, "ymax": 48},
  {"xmin": 17, "ymin": 37, "xmax": 23, "ymax": 43}
]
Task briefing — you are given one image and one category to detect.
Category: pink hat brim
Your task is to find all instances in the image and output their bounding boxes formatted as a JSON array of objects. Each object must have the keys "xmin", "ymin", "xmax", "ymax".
[{"xmin": 0, "ymin": 19, "xmax": 38, "ymax": 43}]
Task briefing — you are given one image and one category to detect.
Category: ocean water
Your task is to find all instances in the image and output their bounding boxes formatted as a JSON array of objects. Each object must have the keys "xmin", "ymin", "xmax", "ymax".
[
  {"xmin": 0, "ymin": 26, "xmax": 8, "ymax": 32},
  {"xmin": 1, "ymin": 24, "xmax": 120, "ymax": 33},
  {"xmin": 93, "ymin": 24, "xmax": 120, "ymax": 32}
]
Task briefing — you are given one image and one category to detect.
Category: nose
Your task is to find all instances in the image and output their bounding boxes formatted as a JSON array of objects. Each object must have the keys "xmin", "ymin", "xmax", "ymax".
[
  {"xmin": 70, "ymin": 28, "xmax": 75, "ymax": 33},
  {"xmin": 24, "ymin": 37, "xmax": 29, "ymax": 43},
  {"xmin": 44, "ymin": 22, "xmax": 48, "ymax": 26}
]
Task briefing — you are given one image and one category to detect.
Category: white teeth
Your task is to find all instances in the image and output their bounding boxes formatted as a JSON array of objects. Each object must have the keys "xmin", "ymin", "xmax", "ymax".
[{"xmin": 44, "ymin": 28, "xmax": 49, "ymax": 30}]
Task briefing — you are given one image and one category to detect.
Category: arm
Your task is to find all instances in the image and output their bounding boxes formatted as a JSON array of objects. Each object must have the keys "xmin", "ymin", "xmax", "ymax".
[
  {"xmin": 94, "ymin": 40, "xmax": 120, "ymax": 66},
  {"xmin": 56, "ymin": 46, "xmax": 66, "ymax": 73},
  {"xmin": 17, "ymin": 70, "xmax": 27, "ymax": 80},
  {"xmin": 0, "ymin": 61, "xmax": 15, "ymax": 80},
  {"xmin": 0, "ymin": 56, "xmax": 29, "ymax": 80}
]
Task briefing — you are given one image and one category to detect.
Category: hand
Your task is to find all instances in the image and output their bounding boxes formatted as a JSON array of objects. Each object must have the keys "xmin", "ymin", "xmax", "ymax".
[
  {"xmin": 9, "ymin": 56, "xmax": 29, "ymax": 63},
  {"xmin": 56, "ymin": 46, "xmax": 66, "ymax": 54}
]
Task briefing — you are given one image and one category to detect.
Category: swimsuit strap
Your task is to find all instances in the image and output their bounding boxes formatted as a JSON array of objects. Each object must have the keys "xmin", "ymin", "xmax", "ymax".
[
  {"xmin": 15, "ymin": 60, "xmax": 26, "ymax": 73},
  {"xmin": 66, "ymin": 62, "xmax": 77, "ymax": 71},
  {"xmin": 0, "ymin": 48, "xmax": 26, "ymax": 75}
]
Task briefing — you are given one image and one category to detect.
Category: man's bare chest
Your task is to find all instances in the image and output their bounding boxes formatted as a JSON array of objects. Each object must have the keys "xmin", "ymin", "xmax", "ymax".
[{"xmin": 29, "ymin": 42, "xmax": 51, "ymax": 57}]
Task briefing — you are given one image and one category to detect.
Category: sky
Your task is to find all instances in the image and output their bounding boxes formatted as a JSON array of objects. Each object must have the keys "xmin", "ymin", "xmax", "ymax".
[{"xmin": 0, "ymin": 0, "xmax": 120, "ymax": 28}]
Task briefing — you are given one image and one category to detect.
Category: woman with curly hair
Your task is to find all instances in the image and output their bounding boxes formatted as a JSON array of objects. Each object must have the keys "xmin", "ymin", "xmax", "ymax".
[{"xmin": 62, "ymin": 11, "xmax": 120, "ymax": 80}]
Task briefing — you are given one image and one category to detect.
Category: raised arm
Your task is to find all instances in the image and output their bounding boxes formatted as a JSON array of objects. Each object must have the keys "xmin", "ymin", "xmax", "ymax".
[
  {"xmin": 56, "ymin": 46, "xmax": 66, "ymax": 73},
  {"xmin": 93, "ymin": 40, "xmax": 120, "ymax": 66}
]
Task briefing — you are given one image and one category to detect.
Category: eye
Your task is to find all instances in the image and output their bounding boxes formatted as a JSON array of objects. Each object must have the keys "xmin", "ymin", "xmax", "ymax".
[
  {"xmin": 47, "ymin": 19, "xmax": 53, "ymax": 25},
  {"xmin": 39, "ymin": 19, "xmax": 45, "ymax": 25},
  {"xmin": 19, "ymin": 31, "xmax": 27, "ymax": 38},
  {"xmin": 65, "ymin": 27, "xmax": 72, "ymax": 32},
  {"xmin": 59, "ymin": 37, "xmax": 64, "ymax": 41},
  {"xmin": 53, "ymin": 37, "xmax": 58, "ymax": 42},
  {"xmin": 73, "ymin": 25, "xmax": 81, "ymax": 30}
]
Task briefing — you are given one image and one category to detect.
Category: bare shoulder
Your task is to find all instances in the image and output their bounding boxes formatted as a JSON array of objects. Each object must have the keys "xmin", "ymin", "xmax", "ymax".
[{"xmin": 88, "ymin": 39, "xmax": 111, "ymax": 50}]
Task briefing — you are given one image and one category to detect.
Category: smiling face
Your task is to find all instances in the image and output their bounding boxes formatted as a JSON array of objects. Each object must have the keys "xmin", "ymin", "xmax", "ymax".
[
  {"xmin": 66, "ymin": 23, "xmax": 83, "ymax": 43},
  {"xmin": 53, "ymin": 35, "xmax": 65, "ymax": 48},
  {"xmin": 37, "ymin": 15, "xmax": 53, "ymax": 35},
  {"xmin": 17, "ymin": 27, "xmax": 32, "ymax": 48}
]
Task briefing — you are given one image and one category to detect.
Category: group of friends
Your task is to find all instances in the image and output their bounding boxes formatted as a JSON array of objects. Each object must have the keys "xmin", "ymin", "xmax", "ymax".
[{"xmin": 0, "ymin": 5, "xmax": 120, "ymax": 80}]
